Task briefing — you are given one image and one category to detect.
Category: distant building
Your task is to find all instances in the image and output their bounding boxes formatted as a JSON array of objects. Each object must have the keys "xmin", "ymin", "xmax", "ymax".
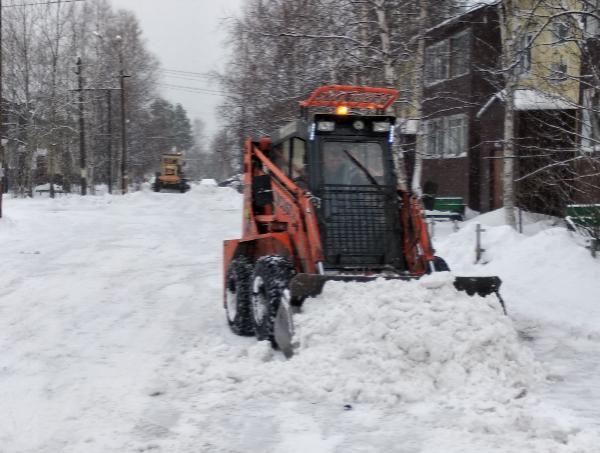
[{"xmin": 401, "ymin": 0, "xmax": 591, "ymax": 215}]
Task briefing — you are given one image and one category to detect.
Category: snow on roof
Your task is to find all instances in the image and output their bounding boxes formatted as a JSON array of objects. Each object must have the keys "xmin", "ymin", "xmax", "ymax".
[
  {"xmin": 477, "ymin": 88, "xmax": 576, "ymax": 117},
  {"xmin": 514, "ymin": 89, "xmax": 575, "ymax": 110},
  {"xmin": 399, "ymin": 118, "xmax": 418, "ymax": 135},
  {"xmin": 427, "ymin": 0, "xmax": 500, "ymax": 35}
]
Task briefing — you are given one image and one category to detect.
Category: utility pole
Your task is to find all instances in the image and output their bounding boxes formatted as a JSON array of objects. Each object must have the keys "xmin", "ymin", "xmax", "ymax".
[
  {"xmin": 0, "ymin": 0, "xmax": 4, "ymax": 217},
  {"xmin": 91, "ymin": 32, "xmax": 116, "ymax": 194},
  {"xmin": 120, "ymin": 68, "xmax": 127, "ymax": 194},
  {"xmin": 116, "ymin": 36, "xmax": 130, "ymax": 194},
  {"xmin": 73, "ymin": 87, "xmax": 120, "ymax": 193},
  {"xmin": 75, "ymin": 57, "xmax": 87, "ymax": 195},
  {"xmin": 106, "ymin": 89, "xmax": 113, "ymax": 194}
]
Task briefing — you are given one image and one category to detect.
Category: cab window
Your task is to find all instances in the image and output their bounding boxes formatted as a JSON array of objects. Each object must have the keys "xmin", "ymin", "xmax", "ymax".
[
  {"xmin": 291, "ymin": 138, "xmax": 307, "ymax": 179},
  {"xmin": 272, "ymin": 141, "xmax": 291, "ymax": 174}
]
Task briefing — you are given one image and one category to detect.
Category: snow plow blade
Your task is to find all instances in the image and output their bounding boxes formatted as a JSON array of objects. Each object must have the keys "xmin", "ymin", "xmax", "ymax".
[
  {"xmin": 453, "ymin": 276, "xmax": 506, "ymax": 314},
  {"xmin": 289, "ymin": 273, "xmax": 414, "ymax": 300},
  {"xmin": 290, "ymin": 274, "xmax": 506, "ymax": 314}
]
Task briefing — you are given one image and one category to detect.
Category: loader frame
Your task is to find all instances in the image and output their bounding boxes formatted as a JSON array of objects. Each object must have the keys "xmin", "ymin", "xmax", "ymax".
[
  {"xmin": 222, "ymin": 85, "xmax": 504, "ymax": 355},
  {"xmin": 222, "ymin": 137, "xmax": 440, "ymax": 293}
]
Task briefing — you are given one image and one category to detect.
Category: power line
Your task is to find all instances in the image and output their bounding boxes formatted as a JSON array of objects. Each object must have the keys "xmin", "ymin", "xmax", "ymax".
[
  {"xmin": 2, "ymin": 0, "xmax": 85, "ymax": 7},
  {"xmin": 161, "ymin": 73, "xmax": 217, "ymax": 83},
  {"xmin": 158, "ymin": 87, "xmax": 223, "ymax": 97},
  {"xmin": 159, "ymin": 68, "xmax": 212, "ymax": 79},
  {"xmin": 157, "ymin": 82, "xmax": 227, "ymax": 96},
  {"xmin": 158, "ymin": 82, "xmax": 222, "ymax": 93}
]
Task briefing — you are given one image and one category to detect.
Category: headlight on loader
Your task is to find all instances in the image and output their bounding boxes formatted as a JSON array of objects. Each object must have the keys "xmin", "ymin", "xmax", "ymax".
[
  {"xmin": 353, "ymin": 120, "xmax": 365, "ymax": 131},
  {"xmin": 317, "ymin": 121, "xmax": 336, "ymax": 132},
  {"xmin": 373, "ymin": 122, "xmax": 391, "ymax": 132}
]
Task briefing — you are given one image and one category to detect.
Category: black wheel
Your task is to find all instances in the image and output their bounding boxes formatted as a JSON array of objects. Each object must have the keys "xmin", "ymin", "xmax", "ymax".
[
  {"xmin": 225, "ymin": 256, "xmax": 254, "ymax": 336},
  {"xmin": 250, "ymin": 256, "xmax": 294, "ymax": 354},
  {"xmin": 432, "ymin": 256, "xmax": 450, "ymax": 272},
  {"xmin": 273, "ymin": 293, "xmax": 295, "ymax": 358},
  {"xmin": 153, "ymin": 182, "xmax": 161, "ymax": 192}
]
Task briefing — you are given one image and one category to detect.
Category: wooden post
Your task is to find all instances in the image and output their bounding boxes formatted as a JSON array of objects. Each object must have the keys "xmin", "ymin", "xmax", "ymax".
[{"xmin": 475, "ymin": 223, "xmax": 486, "ymax": 263}]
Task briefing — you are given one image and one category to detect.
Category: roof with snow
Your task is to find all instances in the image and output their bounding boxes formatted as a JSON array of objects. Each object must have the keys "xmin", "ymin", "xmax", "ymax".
[
  {"xmin": 477, "ymin": 88, "xmax": 576, "ymax": 117},
  {"xmin": 427, "ymin": 0, "xmax": 501, "ymax": 35}
]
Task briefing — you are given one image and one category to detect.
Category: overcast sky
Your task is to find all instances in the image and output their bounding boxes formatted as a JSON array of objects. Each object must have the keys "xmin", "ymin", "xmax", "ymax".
[{"xmin": 110, "ymin": 0, "xmax": 244, "ymax": 138}]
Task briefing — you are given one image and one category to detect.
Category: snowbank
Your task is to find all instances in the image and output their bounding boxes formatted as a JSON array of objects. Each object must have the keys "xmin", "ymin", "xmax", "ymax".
[
  {"xmin": 435, "ymin": 210, "xmax": 600, "ymax": 334},
  {"xmin": 190, "ymin": 276, "xmax": 540, "ymax": 408},
  {"xmin": 179, "ymin": 274, "xmax": 599, "ymax": 451},
  {"xmin": 2, "ymin": 190, "xmax": 599, "ymax": 452},
  {"xmin": 294, "ymin": 275, "xmax": 540, "ymax": 405}
]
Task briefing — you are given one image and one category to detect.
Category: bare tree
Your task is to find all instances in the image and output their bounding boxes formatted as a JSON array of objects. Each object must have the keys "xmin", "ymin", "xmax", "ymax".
[{"xmin": 217, "ymin": 0, "xmax": 461, "ymax": 181}]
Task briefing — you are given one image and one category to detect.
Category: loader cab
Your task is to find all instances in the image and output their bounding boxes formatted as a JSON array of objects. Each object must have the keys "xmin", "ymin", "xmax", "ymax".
[
  {"xmin": 267, "ymin": 112, "xmax": 403, "ymax": 271},
  {"xmin": 161, "ymin": 154, "xmax": 184, "ymax": 177},
  {"xmin": 309, "ymin": 113, "xmax": 397, "ymax": 189},
  {"xmin": 307, "ymin": 113, "xmax": 404, "ymax": 271},
  {"xmin": 267, "ymin": 119, "xmax": 310, "ymax": 187},
  {"xmin": 268, "ymin": 114, "xmax": 397, "ymax": 190}
]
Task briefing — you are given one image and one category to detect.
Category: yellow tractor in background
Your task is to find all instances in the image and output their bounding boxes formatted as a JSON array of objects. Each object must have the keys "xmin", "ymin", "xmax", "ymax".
[{"xmin": 152, "ymin": 152, "xmax": 191, "ymax": 193}]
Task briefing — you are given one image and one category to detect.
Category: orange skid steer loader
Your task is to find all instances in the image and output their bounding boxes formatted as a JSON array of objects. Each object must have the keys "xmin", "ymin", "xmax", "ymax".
[{"xmin": 223, "ymin": 85, "xmax": 504, "ymax": 357}]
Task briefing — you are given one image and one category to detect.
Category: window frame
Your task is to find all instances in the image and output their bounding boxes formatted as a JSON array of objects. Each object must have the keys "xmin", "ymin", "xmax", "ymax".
[
  {"xmin": 271, "ymin": 140, "xmax": 292, "ymax": 175},
  {"xmin": 449, "ymin": 29, "xmax": 471, "ymax": 79},
  {"xmin": 445, "ymin": 114, "xmax": 469, "ymax": 157},
  {"xmin": 320, "ymin": 140, "xmax": 387, "ymax": 185},
  {"xmin": 425, "ymin": 39, "xmax": 450, "ymax": 86},
  {"xmin": 584, "ymin": 0, "xmax": 600, "ymax": 38},
  {"xmin": 582, "ymin": 88, "xmax": 600, "ymax": 152},
  {"xmin": 516, "ymin": 34, "xmax": 533, "ymax": 76},
  {"xmin": 424, "ymin": 29, "xmax": 471, "ymax": 87},
  {"xmin": 424, "ymin": 117, "xmax": 444, "ymax": 157},
  {"xmin": 549, "ymin": 60, "xmax": 568, "ymax": 84},
  {"xmin": 551, "ymin": 20, "xmax": 571, "ymax": 44},
  {"xmin": 291, "ymin": 137, "xmax": 307, "ymax": 179},
  {"xmin": 424, "ymin": 114, "xmax": 469, "ymax": 159}
]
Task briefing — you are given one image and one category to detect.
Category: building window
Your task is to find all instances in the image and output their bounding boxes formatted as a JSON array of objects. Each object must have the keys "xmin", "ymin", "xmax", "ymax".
[
  {"xmin": 291, "ymin": 138, "xmax": 307, "ymax": 179},
  {"xmin": 425, "ymin": 118, "xmax": 445, "ymax": 156},
  {"xmin": 272, "ymin": 140, "xmax": 291, "ymax": 174},
  {"xmin": 516, "ymin": 34, "xmax": 533, "ymax": 75},
  {"xmin": 446, "ymin": 114, "xmax": 468, "ymax": 156},
  {"xmin": 424, "ymin": 115, "xmax": 469, "ymax": 158},
  {"xmin": 450, "ymin": 30, "xmax": 471, "ymax": 78},
  {"xmin": 425, "ymin": 40, "xmax": 449, "ymax": 85},
  {"xmin": 551, "ymin": 21, "xmax": 571, "ymax": 43},
  {"xmin": 425, "ymin": 30, "xmax": 471, "ymax": 86},
  {"xmin": 584, "ymin": 0, "xmax": 600, "ymax": 37},
  {"xmin": 549, "ymin": 61, "xmax": 568, "ymax": 83},
  {"xmin": 582, "ymin": 88, "xmax": 600, "ymax": 151}
]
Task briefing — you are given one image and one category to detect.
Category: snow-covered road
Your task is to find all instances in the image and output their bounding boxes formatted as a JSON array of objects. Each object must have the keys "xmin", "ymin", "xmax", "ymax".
[
  {"xmin": 0, "ymin": 186, "xmax": 242, "ymax": 452},
  {"xmin": 0, "ymin": 186, "xmax": 599, "ymax": 452}
]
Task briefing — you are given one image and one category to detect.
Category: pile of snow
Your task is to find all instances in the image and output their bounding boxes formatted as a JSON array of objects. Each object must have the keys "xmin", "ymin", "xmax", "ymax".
[
  {"xmin": 294, "ymin": 274, "xmax": 540, "ymax": 405},
  {"xmin": 200, "ymin": 178, "xmax": 217, "ymax": 186},
  {"xmin": 435, "ymin": 209, "xmax": 600, "ymax": 333},
  {"xmin": 179, "ymin": 272, "xmax": 600, "ymax": 450},
  {"xmin": 2, "ymin": 191, "xmax": 600, "ymax": 452},
  {"xmin": 32, "ymin": 183, "xmax": 65, "ymax": 195},
  {"xmin": 189, "ymin": 275, "xmax": 540, "ymax": 408}
]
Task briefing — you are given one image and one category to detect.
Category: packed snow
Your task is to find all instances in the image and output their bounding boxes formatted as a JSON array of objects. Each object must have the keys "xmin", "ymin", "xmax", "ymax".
[{"xmin": 0, "ymin": 186, "xmax": 599, "ymax": 452}]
